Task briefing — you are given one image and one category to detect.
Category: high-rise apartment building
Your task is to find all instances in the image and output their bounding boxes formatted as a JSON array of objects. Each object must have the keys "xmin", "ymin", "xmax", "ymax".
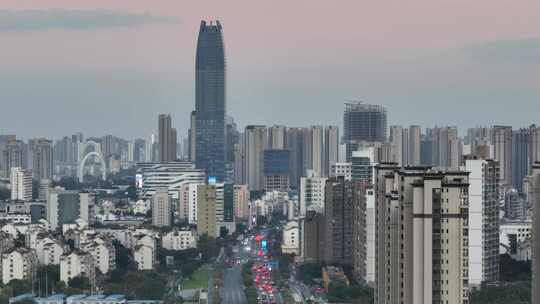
[
  {"xmin": 10, "ymin": 167, "xmax": 32, "ymax": 201},
  {"xmin": 299, "ymin": 171, "xmax": 327, "ymax": 215},
  {"xmin": 245, "ymin": 125, "xmax": 267, "ymax": 191},
  {"xmin": 233, "ymin": 184, "xmax": 250, "ymax": 220},
  {"xmin": 1, "ymin": 139, "xmax": 26, "ymax": 178},
  {"xmin": 493, "ymin": 125, "xmax": 513, "ymax": 187},
  {"xmin": 343, "ymin": 102, "xmax": 387, "ymax": 161},
  {"xmin": 195, "ymin": 20, "xmax": 226, "ymax": 181},
  {"xmin": 531, "ymin": 163, "xmax": 540, "ymax": 304},
  {"xmin": 47, "ymin": 190, "xmax": 96, "ymax": 230},
  {"xmin": 196, "ymin": 184, "xmax": 218, "ymax": 238},
  {"xmin": 151, "ymin": 188, "xmax": 172, "ymax": 227},
  {"xmin": 268, "ymin": 125, "xmax": 287, "ymax": 150},
  {"xmin": 389, "ymin": 126, "xmax": 421, "ymax": 166},
  {"xmin": 465, "ymin": 159, "xmax": 500, "ymax": 286},
  {"xmin": 158, "ymin": 114, "xmax": 177, "ymax": 162},
  {"xmin": 29, "ymin": 138, "xmax": 54, "ymax": 180},
  {"xmin": 374, "ymin": 164, "xmax": 470, "ymax": 304},
  {"xmin": 324, "ymin": 126, "xmax": 339, "ymax": 177},
  {"xmin": 323, "ymin": 176, "xmax": 365, "ymax": 272}
]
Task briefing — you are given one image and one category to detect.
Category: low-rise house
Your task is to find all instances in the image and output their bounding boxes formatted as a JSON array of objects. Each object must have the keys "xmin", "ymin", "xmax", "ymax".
[
  {"xmin": 1, "ymin": 247, "xmax": 38, "ymax": 284},
  {"xmin": 133, "ymin": 245, "xmax": 154, "ymax": 270},
  {"xmin": 161, "ymin": 229, "xmax": 197, "ymax": 251},
  {"xmin": 322, "ymin": 266, "xmax": 349, "ymax": 291},
  {"xmin": 60, "ymin": 251, "xmax": 96, "ymax": 287},
  {"xmin": 81, "ymin": 236, "xmax": 116, "ymax": 274}
]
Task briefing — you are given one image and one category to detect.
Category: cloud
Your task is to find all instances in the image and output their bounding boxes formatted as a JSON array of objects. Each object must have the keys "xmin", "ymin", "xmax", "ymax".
[
  {"xmin": 462, "ymin": 38, "xmax": 540, "ymax": 62},
  {"xmin": 0, "ymin": 9, "xmax": 179, "ymax": 32}
]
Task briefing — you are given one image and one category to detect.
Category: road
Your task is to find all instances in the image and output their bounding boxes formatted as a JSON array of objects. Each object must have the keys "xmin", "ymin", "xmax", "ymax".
[{"xmin": 220, "ymin": 266, "xmax": 247, "ymax": 304}]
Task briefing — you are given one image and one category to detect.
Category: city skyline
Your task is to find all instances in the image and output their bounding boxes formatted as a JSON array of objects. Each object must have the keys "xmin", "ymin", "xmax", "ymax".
[{"xmin": 0, "ymin": 1, "xmax": 539, "ymax": 139}]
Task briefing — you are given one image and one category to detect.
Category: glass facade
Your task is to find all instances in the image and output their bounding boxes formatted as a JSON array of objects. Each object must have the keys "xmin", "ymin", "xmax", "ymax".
[{"xmin": 195, "ymin": 20, "xmax": 226, "ymax": 181}]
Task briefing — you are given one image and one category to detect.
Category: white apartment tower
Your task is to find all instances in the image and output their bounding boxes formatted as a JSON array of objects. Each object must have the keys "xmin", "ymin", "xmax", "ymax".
[
  {"xmin": 10, "ymin": 167, "xmax": 32, "ymax": 201},
  {"xmin": 151, "ymin": 188, "xmax": 172, "ymax": 227},
  {"xmin": 465, "ymin": 159, "xmax": 500, "ymax": 286}
]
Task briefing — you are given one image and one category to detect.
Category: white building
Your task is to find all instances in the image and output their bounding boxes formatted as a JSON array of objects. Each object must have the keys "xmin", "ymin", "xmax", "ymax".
[
  {"xmin": 330, "ymin": 162, "xmax": 352, "ymax": 180},
  {"xmin": 36, "ymin": 237, "xmax": 64, "ymax": 265},
  {"xmin": 365, "ymin": 186, "xmax": 376, "ymax": 285},
  {"xmin": 132, "ymin": 200, "xmax": 149, "ymax": 215},
  {"xmin": 465, "ymin": 159, "xmax": 500, "ymax": 286},
  {"xmin": 500, "ymin": 220, "xmax": 532, "ymax": 250},
  {"xmin": 1, "ymin": 247, "xmax": 38, "ymax": 284},
  {"xmin": 60, "ymin": 251, "xmax": 95, "ymax": 287},
  {"xmin": 10, "ymin": 167, "xmax": 32, "ymax": 201},
  {"xmin": 281, "ymin": 221, "xmax": 300, "ymax": 255},
  {"xmin": 47, "ymin": 190, "xmax": 96, "ymax": 230},
  {"xmin": 134, "ymin": 245, "xmax": 154, "ymax": 270},
  {"xmin": 299, "ymin": 171, "xmax": 327, "ymax": 215},
  {"xmin": 137, "ymin": 162, "xmax": 206, "ymax": 200},
  {"xmin": 161, "ymin": 230, "xmax": 197, "ymax": 251},
  {"xmin": 81, "ymin": 236, "xmax": 116, "ymax": 275}
]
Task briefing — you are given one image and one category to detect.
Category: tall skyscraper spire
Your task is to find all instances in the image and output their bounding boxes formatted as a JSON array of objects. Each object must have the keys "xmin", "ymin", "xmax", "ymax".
[{"xmin": 195, "ymin": 20, "xmax": 226, "ymax": 181}]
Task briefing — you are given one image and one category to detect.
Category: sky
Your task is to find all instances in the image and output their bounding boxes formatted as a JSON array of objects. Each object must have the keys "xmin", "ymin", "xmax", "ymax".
[{"xmin": 0, "ymin": 0, "xmax": 539, "ymax": 140}]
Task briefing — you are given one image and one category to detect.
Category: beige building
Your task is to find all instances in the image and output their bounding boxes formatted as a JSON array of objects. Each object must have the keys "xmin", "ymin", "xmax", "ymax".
[
  {"xmin": 233, "ymin": 185, "xmax": 250, "ymax": 220},
  {"xmin": 196, "ymin": 184, "xmax": 218, "ymax": 238},
  {"xmin": 161, "ymin": 229, "xmax": 197, "ymax": 250},
  {"xmin": 374, "ymin": 164, "xmax": 470, "ymax": 304},
  {"xmin": 281, "ymin": 220, "xmax": 300, "ymax": 255},
  {"xmin": 1, "ymin": 247, "xmax": 38, "ymax": 284},
  {"xmin": 151, "ymin": 188, "xmax": 172, "ymax": 227},
  {"xmin": 35, "ymin": 237, "xmax": 65, "ymax": 265},
  {"xmin": 81, "ymin": 237, "xmax": 116, "ymax": 274},
  {"xmin": 60, "ymin": 251, "xmax": 96, "ymax": 287}
]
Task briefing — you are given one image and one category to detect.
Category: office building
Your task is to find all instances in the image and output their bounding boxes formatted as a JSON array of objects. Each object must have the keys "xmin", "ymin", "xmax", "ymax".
[
  {"xmin": 331, "ymin": 162, "xmax": 352, "ymax": 180},
  {"xmin": 10, "ymin": 167, "xmax": 32, "ymax": 201},
  {"xmin": 351, "ymin": 148, "xmax": 376, "ymax": 183},
  {"xmin": 374, "ymin": 164, "xmax": 470, "ymax": 304},
  {"xmin": 263, "ymin": 149, "xmax": 291, "ymax": 192},
  {"xmin": 137, "ymin": 162, "xmax": 205, "ymax": 200},
  {"xmin": 151, "ymin": 188, "xmax": 172, "ymax": 227},
  {"xmin": 47, "ymin": 190, "xmax": 96, "ymax": 230},
  {"xmin": 245, "ymin": 125, "xmax": 267, "ymax": 191},
  {"xmin": 343, "ymin": 102, "xmax": 387, "ymax": 161},
  {"xmin": 466, "ymin": 159, "xmax": 500, "ymax": 286},
  {"xmin": 195, "ymin": 20, "xmax": 226, "ymax": 181}
]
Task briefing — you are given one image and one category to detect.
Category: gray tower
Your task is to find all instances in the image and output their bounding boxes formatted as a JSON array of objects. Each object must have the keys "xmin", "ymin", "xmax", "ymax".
[
  {"xmin": 343, "ymin": 102, "xmax": 387, "ymax": 161},
  {"xmin": 195, "ymin": 20, "xmax": 226, "ymax": 181}
]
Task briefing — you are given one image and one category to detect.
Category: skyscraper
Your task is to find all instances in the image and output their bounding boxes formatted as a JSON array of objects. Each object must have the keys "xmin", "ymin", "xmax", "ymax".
[
  {"xmin": 343, "ymin": 102, "xmax": 387, "ymax": 161},
  {"xmin": 10, "ymin": 167, "xmax": 32, "ymax": 201},
  {"xmin": 29, "ymin": 138, "xmax": 53, "ymax": 180},
  {"xmin": 195, "ymin": 20, "xmax": 226, "ymax": 181},
  {"xmin": 532, "ymin": 162, "xmax": 540, "ymax": 304},
  {"xmin": 158, "ymin": 114, "xmax": 177, "ymax": 162}
]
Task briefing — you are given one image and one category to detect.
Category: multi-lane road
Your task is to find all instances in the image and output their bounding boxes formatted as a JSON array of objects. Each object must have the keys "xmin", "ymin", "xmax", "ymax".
[{"xmin": 220, "ymin": 266, "xmax": 248, "ymax": 304}]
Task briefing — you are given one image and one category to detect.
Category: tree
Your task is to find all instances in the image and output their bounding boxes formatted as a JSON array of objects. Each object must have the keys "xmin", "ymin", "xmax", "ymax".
[
  {"xmin": 7, "ymin": 280, "xmax": 32, "ymax": 296},
  {"xmin": 68, "ymin": 276, "xmax": 90, "ymax": 290},
  {"xmin": 36, "ymin": 265, "xmax": 61, "ymax": 296}
]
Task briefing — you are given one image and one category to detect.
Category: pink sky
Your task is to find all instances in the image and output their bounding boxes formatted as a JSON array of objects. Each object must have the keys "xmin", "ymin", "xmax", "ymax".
[{"xmin": 1, "ymin": 1, "xmax": 539, "ymax": 139}]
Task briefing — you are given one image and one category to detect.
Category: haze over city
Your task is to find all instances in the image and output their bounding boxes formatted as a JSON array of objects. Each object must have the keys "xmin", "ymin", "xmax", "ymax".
[{"xmin": 1, "ymin": 0, "xmax": 539, "ymax": 139}]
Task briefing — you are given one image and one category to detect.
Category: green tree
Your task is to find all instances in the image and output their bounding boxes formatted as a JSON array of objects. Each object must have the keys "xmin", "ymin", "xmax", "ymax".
[
  {"xmin": 68, "ymin": 276, "xmax": 90, "ymax": 290},
  {"xmin": 7, "ymin": 280, "xmax": 32, "ymax": 296}
]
